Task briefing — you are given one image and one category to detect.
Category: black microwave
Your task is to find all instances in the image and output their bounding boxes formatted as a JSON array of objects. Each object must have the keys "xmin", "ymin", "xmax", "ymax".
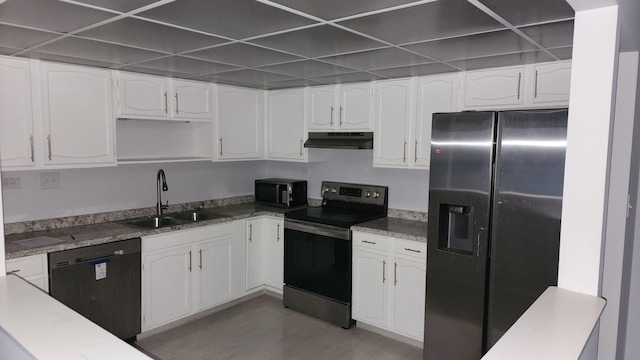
[{"xmin": 255, "ymin": 179, "xmax": 308, "ymax": 208}]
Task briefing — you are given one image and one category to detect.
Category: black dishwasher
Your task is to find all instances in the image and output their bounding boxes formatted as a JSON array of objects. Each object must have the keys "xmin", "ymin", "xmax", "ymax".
[{"xmin": 48, "ymin": 238, "xmax": 141, "ymax": 341}]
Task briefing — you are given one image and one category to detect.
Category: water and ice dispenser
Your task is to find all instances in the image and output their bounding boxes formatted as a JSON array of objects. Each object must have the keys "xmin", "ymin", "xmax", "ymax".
[{"xmin": 438, "ymin": 204, "xmax": 474, "ymax": 254}]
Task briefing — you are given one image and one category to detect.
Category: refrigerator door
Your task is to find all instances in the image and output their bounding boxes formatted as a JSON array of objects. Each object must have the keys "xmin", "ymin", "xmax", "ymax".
[
  {"xmin": 424, "ymin": 111, "xmax": 496, "ymax": 360},
  {"xmin": 486, "ymin": 109, "xmax": 567, "ymax": 348}
]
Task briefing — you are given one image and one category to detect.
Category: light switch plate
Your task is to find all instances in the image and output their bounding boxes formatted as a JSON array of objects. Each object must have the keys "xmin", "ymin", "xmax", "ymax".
[
  {"xmin": 41, "ymin": 172, "xmax": 60, "ymax": 190},
  {"xmin": 2, "ymin": 177, "xmax": 20, "ymax": 190}
]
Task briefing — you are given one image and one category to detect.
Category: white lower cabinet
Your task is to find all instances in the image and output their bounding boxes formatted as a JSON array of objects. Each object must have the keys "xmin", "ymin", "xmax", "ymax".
[
  {"xmin": 142, "ymin": 220, "xmax": 244, "ymax": 331},
  {"xmin": 6, "ymin": 254, "xmax": 49, "ymax": 292},
  {"xmin": 245, "ymin": 216, "xmax": 284, "ymax": 293},
  {"xmin": 352, "ymin": 232, "xmax": 426, "ymax": 341}
]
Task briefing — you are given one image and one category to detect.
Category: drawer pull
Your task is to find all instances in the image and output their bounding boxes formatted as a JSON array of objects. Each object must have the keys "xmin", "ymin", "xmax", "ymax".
[
  {"xmin": 404, "ymin": 248, "xmax": 421, "ymax": 253},
  {"xmin": 362, "ymin": 240, "xmax": 376, "ymax": 245},
  {"xmin": 7, "ymin": 269, "xmax": 20, "ymax": 274}
]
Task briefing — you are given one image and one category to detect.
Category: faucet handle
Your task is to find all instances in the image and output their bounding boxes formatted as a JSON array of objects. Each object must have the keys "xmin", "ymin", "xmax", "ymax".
[{"xmin": 162, "ymin": 200, "xmax": 169, "ymax": 210}]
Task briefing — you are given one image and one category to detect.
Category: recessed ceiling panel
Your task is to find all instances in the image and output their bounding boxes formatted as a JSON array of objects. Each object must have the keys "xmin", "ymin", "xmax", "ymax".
[
  {"xmin": 0, "ymin": 24, "xmax": 60, "ymax": 50},
  {"xmin": 35, "ymin": 37, "xmax": 168, "ymax": 65},
  {"xmin": 320, "ymin": 47, "xmax": 434, "ymax": 70},
  {"xmin": 71, "ymin": 0, "xmax": 160, "ymax": 13},
  {"xmin": 213, "ymin": 69, "xmax": 297, "ymax": 86},
  {"xmin": 249, "ymin": 25, "xmax": 387, "ymax": 58},
  {"xmin": 404, "ymin": 30, "xmax": 539, "ymax": 61},
  {"xmin": 22, "ymin": 51, "xmax": 119, "ymax": 68},
  {"xmin": 447, "ymin": 51, "xmax": 555, "ymax": 71},
  {"xmin": 0, "ymin": 0, "xmax": 116, "ymax": 33},
  {"xmin": 257, "ymin": 60, "xmax": 356, "ymax": 78},
  {"xmin": 270, "ymin": 0, "xmax": 420, "ymax": 20},
  {"xmin": 186, "ymin": 43, "xmax": 304, "ymax": 68},
  {"xmin": 372, "ymin": 62, "xmax": 460, "ymax": 78},
  {"xmin": 137, "ymin": 0, "xmax": 315, "ymax": 39},
  {"xmin": 549, "ymin": 46, "xmax": 573, "ymax": 60},
  {"xmin": 77, "ymin": 18, "xmax": 229, "ymax": 54},
  {"xmin": 519, "ymin": 20, "xmax": 574, "ymax": 49},
  {"xmin": 339, "ymin": 0, "xmax": 504, "ymax": 45},
  {"xmin": 478, "ymin": 0, "xmax": 574, "ymax": 27},
  {"xmin": 130, "ymin": 56, "xmax": 239, "ymax": 76},
  {"xmin": 311, "ymin": 72, "xmax": 386, "ymax": 84}
]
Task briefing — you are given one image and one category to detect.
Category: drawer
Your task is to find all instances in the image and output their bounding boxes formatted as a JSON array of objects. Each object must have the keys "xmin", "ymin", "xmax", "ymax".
[
  {"xmin": 353, "ymin": 232, "xmax": 389, "ymax": 252},
  {"xmin": 6, "ymin": 254, "xmax": 47, "ymax": 277},
  {"xmin": 394, "ymin": 239, "xmax": 426, "ymax": 260}
]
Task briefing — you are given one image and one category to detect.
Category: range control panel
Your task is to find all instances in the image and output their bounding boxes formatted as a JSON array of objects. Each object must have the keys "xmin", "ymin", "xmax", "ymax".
[{"xmin": 321, "ymin": 181, "xmax": 388, "ymax": 206}]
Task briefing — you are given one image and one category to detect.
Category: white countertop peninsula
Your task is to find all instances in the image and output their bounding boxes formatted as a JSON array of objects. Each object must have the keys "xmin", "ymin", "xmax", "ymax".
[{"xmin": 0, "ymin": 274, "xmax": 151, "ymax": 360}]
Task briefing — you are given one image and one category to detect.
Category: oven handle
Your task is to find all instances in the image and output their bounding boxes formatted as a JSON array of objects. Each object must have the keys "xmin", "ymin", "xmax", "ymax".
[{"xmin": 284, "ymin": 218, "xmax": 351, "ymax": 241}]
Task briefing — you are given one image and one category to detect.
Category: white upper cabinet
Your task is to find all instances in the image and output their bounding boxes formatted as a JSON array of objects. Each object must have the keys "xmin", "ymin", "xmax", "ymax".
[
  {"xmin": 266, "ymin": 88, "xmax": 307, "ymax": 161},
  {"xmin": 463, "ymin": 66, "xmax": 525, "ymax": 108},
  {"xmin": 373, "ymin": 78, "xmax": 416, "ymax": 167},
  {"xmin": 308, "ymin": 83, "xmax": 372, "ymax": 131},
  {"xmin": 115, "ymin": 72, "xmax": 212, "ymax": 121},
  {"xmin": 40, "ymin": 62, "xmax": 115, "ymax": 166},
  {"xmin": 532, "ymin": 61, "xmax": 571, "ymax": 104},
  {"xmin": 0, "ymin": 57, "xmax": 35, "ymax": 168},
  {"xmin": 215, "ymin": 85, "xmax": 264, "ymax": 160}
]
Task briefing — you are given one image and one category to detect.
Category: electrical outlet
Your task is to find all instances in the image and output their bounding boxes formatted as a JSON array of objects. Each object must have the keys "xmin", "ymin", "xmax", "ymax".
[
  {"xmin": 40, "ymin": 172, "xmax": 60, "ymax": 190},
  {"xmin": 2, "ymin": 177, "xmax": 20, "ymax": 190}
]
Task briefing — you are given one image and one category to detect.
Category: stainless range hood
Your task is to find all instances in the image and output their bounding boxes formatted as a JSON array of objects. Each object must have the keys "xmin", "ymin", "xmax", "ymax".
[{"xmin": 304, "ymin": 132, "xmax": 374, "ymax": 149}]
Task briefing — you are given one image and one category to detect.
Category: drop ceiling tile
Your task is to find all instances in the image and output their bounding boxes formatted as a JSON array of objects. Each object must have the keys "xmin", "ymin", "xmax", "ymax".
[
  {"xmin": 320, "ymin": 47, "xmax": 435, "ymax": 70},
  {"xmin": 131, "ymin": 55, "xmax": 239, "ymax": 75},
  {"xmin": 519, "ymin": 20, "xmax": 574, "ymax": 49},
  {"xmin": 549, "ymin": 46, "xmax": 573, "ymax": 60},
  {"xmin": 266, "ymin": 78, "xmax": 327, "ymax": 90},
  {"xmin": 447, "ymin": 51, "xmax": 555, "ymax": 71},
  {"xmin": 311, "ymin": 72, "xmax": 386, "ymax": 84},
  {"xmin": 188, "ymin": 76, "xmax": 258, "ymax": 89},
  {"xmin": 249, "ymin": 25, "xmax": 387, "ymax": 58},
  {"xmin": 270, "ymin": 0, "xmax": 420, "ymax": 20},
  {"xmin": 136, "ymin": 0, "xmax": 315, "ymax": 39},
  {"xmin": 0, "ymin": 0, "xmax": 116, "ymax": 33},
  {"xmin": 372, "ymin": 62, "xmax": 460, "ymax": 78},
  {"xmin": 117, "ymin": 65, "xmax": 193, "ymax": 79},
  {"xmin": 76, "ymin": 18, "xmax": 229, "ymax": 54},
  {"xmin": 35, "ymin": 37, "xmax": 168, "ymax": 65},
  {"xmin": 338, "ymin": 0, "xmax": 504, "ymax": 45},
  {"xmin": 0, "ymin": 47, "xmax": 21, "ymax": 55},
  {"xmin": 71, "ymin": 0, "xmax": 160, "ymax": 13},
  {"xmin": 213, "ymin": 69, "xmax": 297, "ymax": 86},
  {"xmin": 186, "ymin": 43, "xmax": 304, "ymax": 68},
  {"xmin": 477, "ymin": 0, "xmax": 574, "ymax": 27},
  {"xmin": 22, "ymin": 51, "xmax": 119, "ymax": 68},
  {"xmin": 257, "ymin": 60, "xmax": 356, "ymax": 78},
  {"xmin": 404, "ymin": 30, "xmax": 539, "ymax": 61},
  {"xmin": 0, "ymin": 24, "xmax": 61, "ymax": 50}
]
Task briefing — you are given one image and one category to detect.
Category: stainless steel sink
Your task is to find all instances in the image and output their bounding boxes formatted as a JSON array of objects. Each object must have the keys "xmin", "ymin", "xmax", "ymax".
[
  {"xmin": 126, "ymin": 216, "xmax": 181, "ymax": 229},
  {"xmin": 170, "ymin": 210, "xmax": 227, "ymax": 222}
]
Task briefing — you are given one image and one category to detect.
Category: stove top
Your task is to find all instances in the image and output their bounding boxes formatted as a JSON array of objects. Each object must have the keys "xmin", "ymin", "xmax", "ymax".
[{"xmin": 286, "ymin": 206, "xmax": 386, "ymax": 228}]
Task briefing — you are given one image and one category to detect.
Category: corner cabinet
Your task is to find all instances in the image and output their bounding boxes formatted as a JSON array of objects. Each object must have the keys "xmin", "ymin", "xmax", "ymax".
[
  {"xmin": 40, "ymin": 62, "xmax": 115, "ymax": 166},
  {"xmin": 266, "ymin": 88, "xmax": 307, "ymax": 161},
  {"xmin": 352, "ymin": 232, "xmax": 426, "ymax": 341},
  {"xmin": 308, "ymin": 83, "xmax": 372, "ymax": 131},
  {"xmin": 245, "ymin": 216, "xmax": 284, "ymax": 293},
  {"xmin": 215, "ymin": 85, "xmax": 264, "ymax": 160}
]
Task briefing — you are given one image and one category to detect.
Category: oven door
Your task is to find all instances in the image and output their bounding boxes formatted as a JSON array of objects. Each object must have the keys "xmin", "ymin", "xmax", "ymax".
[{"xmin": 284, "ymin": 219, "xmax": 352, "ymax": 304}]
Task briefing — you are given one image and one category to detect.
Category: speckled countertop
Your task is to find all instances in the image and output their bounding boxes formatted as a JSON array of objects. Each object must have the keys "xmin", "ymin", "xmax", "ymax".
[{"xmin": 351, "ymin": 217, "xmax": 428, "ymax": 243}]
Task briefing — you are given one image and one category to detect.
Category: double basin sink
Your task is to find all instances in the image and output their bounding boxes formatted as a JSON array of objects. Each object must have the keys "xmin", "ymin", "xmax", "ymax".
[{"xmin": 125, "ymin": 209, "xmax": 228, "ymax": 229}]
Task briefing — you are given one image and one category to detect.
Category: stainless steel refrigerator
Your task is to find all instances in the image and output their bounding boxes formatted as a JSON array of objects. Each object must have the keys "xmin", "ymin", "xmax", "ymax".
[{"xmin": 423, "ymin": 109, "xmax": 568, "ymax": 360}]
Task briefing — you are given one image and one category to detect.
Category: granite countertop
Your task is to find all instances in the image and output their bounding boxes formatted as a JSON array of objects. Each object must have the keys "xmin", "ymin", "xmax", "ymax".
[{"xmin": 351, "ymin": 217, "xmax": 428, "ymax": 243}]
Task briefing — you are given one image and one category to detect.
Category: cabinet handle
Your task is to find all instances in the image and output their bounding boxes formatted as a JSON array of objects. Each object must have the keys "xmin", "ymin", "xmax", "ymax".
[
  {"xmin": 7, "ymin": 269, "xmax": 19, "ymax": 274},
  {"xmin": 414, "ymin": 140, "xmax": 418, "ymax": 163},
  {"xmin": 219, "ymin": 138, "xmax": 223, "ymax": 156},
  {"xmin": 534, "ymin": 70, "xmax": 539, "ymax": 98},
  {"xmin": 517, "ymin": 72, "xmax": 522, "ymax": 100},
  {"xmin": 277, "ymin": 224, "xmax": 281, "ymax": 241},
  {"xmin": 188, "ymin": 250, "xmax": 192, "ymax": 272},
  {"xmin": 47, "ymin": 135, "xmax": 52, "ymax": 161},
  {"xmin": 249, "ymin": 224, "xmax": 253, "ymax": 242},
  {"xmin": 330, "ymin": 106, "xmax": 334, "ymax": 126},
  {"xmin": 362, "ymin": 240, "xmax": 376, "ymax": 245},
  {"xmin": 29, "ymin": 135, "xmax": 34, "ymax": 163},
  {"xmin": 199, "ymin": 249, "xmax": 202, "ymax": 270},
  {"xmin": 403, "ymin": 141, "xmax": 407, "ymax": 163},
  {"xmin": 339, "ymin": 106, "xmax": 343, "ymax": 125},
  {"xmin": 164, "ymin": 92, "xmax": 168, "ymax": 113},
  {"xmin": 404, "ymin": 248, "xmax": 422, "ymax": 253},
  {"xmin": 299, "ymin": 139, "xmax": 303, "ymax": 157},
  {"xmin": 394, "ymin": 262, "xmax": 398, "ymax": 285},
  {"xmin": 175, "ymin": 93, "xmax": 179, "ymax": 114},
  {"xmin": 382, "ymin": 260, "xmax": 386, "ymax": 283}
]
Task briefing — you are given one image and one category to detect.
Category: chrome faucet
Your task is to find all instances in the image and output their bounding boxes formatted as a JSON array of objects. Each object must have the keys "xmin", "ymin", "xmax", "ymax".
[{"xmin": 156, "ymin": 169, "xmax": 168, "ymax": 217}]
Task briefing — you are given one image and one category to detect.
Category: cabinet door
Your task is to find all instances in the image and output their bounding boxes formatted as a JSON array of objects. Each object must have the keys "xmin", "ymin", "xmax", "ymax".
[
  {"xmin": 216, "ymin": 86, "xmax": 263, "ymax": 160},
  {"xmin": 264, "ymin": 218, "xmax": 284, "ymax": 291},
  {"xmin": 339, "ymin": 83, "xmax": 372, "ymax": 130},
  {"xmin": 143, "ymin": 245, "xmax": 193, "ymax": 330},
  {"xmin": 533, "ymin": 62, "xmax": 571, "ymax": 104},
  {"xmin": 374, "ymin": 79, "xmax": 415, "ymax": 167},
  {"xmin": 414, "ymin": 74, "xmax": 458, "ymax": 168},
  {"xmin": 117, "ymin": 72, "xmax": 169, "ymax": 118},
  {"xmin": 40, "ymin": 62, "xmax": 114, "ymax": 165},
  {"xmin": 308, "ymin": 85, "xmax": 337, "ymax": 130},
  {"xmin": 0, "ymin": 58, "xmax": 34, "ymax": 167},
  {"xmin": 464, "ymin": 67, "xmax": 525, "ymax": 108},
  {"xmin": 172, "ymin": 79, "xmax": 212, "ymax": 120},
  {"xmin": 267, "ymin": 89, "xmax": 306, "ymax": 161},
  {"xmin": 6, "ymin": 254, "xmax": 48, "ymax": 292},
  {"xmin": 197, "ymin": 235, "xmax": 234, "ymax": 310},
  {"xmin": 245, "ymin": 219, "xmax": 264, "ymax": 290},
  {"xmin": 352, "ymin": 249, "xmax": 390, "ymax": 328},
  {"xmin": 392, "ymin": 257, "xmax": 426, "ymax": 340}
]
